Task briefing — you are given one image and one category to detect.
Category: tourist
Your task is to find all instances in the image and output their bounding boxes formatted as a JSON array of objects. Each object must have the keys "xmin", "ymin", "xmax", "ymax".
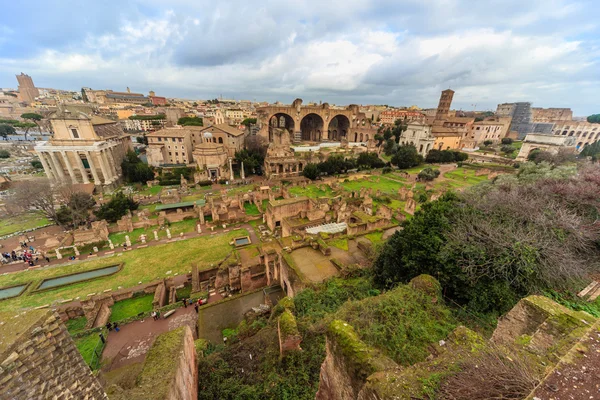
[
  {"xmin": 155, "ymin": 310, "xmax": 160, "ymax": 320},
  {"xmin": 105, "ymin": 322, "xmax": 113, "ymax": 331},
  {"xmin": 182, "ymin": 298, "xmax": 187, "ymax": 308},
  {"xmin": 113, "ymin": 322, "xmax": 120, "ymax": 332},
  {"xmin": 194, "ymin": 303, "xmax": 199, "ymax": 313},
  {"xmin": 151, "ymin": 311, "xmax": 157, "ymax": 321},
  {"xmin": 45, "ymin": 256, "xmax": 50, "ymax": 263}
]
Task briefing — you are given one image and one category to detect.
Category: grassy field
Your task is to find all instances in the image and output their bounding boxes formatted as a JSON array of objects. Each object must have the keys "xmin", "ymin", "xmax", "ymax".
[
  {"xmin": 109, "ymin": 294, "xmax": 154, "ymax": 322},
  {"xmin": 65, "ymin": 315, "xmax": 87, "ymax": 335},
  {"xmin": 0, "ymin": 228, "xmax": 247, "ymax": 312},
  {"xmin": 328, "ymin": 238, "xmax": 349, "ymax": 251},
  {"xmin": 108, "ymin": 218, "xmax": 199, "ymax": 245},
  {"xmin": 138, "ymin": 185, "xmax": 164, "ymax": 196},
  {"xmin": 364, "ymin": 231, "xmax": 385, "ymax": 245},
  {"xmin": 440, "ymin": 167, "xmax": 490, "ymax": 188},
  {"xmin": 75, "ymin": 331, "xmax": 104, "ymax": 369},
  {"xmin": 0, "ymin": 212, "xmax": 50, "ymax": 237},
  {"xmin": 289, "ymin": 184, "xmax": 334, "ymax": 198},
  {"xmin": 341, "ymin": 175, "xmax": 405, "ymax": 195},
  {"xmin": 244, "ymin": 203, "xmax": 261, "ymax": 216}
]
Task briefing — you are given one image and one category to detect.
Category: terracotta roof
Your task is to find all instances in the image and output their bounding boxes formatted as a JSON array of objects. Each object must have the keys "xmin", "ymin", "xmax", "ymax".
[
  {"xmin": 146, "ymin": 129, "xmax": 188, "ymax": 138},
  {"xmin": 198, "ymin": 124, "xmax": 245, "ymax": 137},
  {"xmin": 90, "ymin": 116, "xmax": 116, "ymax": 125}
]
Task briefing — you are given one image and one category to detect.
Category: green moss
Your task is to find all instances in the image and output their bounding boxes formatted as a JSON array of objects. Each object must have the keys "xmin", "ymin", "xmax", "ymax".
[
  {"xmin": 195, "ymin": 338, "xmax": 209, "ymax": 357},
  {"xmin": 409, "ymin": 274, "xmax": 442, "ymax": 300},
  {"xmin": 136, "ymin": 327, "xmax": 187, "ymax": 399},
  {"xmin": 515, "ymin": 334, "xmax": 533, "ymax": 346},
  {"xmin": 328, "ymin": 320, "xmax": 396, "ymax": 380},
  {"xmin": 65, "ymin": 316, "xmax": 87, "ymax": 335},
  {"xmin": 278, "ymin": 296, "xmax": 295, "ymax": 311},
  {"xmin": 279, "ymin": 310, "xmax": 299, "ymax": 338}
]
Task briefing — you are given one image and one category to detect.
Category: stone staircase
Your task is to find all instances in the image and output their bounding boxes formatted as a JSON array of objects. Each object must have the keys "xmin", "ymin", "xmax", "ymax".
[{"xmin": 577, "ymin": 280, "xmax": 600, "ymax": 301}]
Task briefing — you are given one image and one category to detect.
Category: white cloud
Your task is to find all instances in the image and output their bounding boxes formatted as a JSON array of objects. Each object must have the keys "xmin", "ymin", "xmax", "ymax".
[{"xmin": 0, "ymin": 0, "xmax": 598, "ymax": 114}]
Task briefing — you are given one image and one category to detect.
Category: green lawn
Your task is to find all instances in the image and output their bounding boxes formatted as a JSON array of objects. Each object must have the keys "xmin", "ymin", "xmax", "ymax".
[
  {"xmin": 244, "ymin": 203, "xmax": 261, "ymax": 216},
  {"xmin": 341, "ymin": 176, "xmax": 405, "ymax": 195},
  {"xmin": 441, "ymin": 167, "xmax": 490, "ymax": 188},
  {"xmin": 109, "ymin": 294, "xmax": 154, "ymax": 322},
  {"xmin": 0, "ymin": 228, "xmax": 247, "ymax": 313},
  {"xmin": 65, "ymin": 316, "xmax": 87, "ymax": 335},
  {"xmin": 108, "ymin": 218, "xmax": 199, "ymax": 245},
  {"xmin": 328, "ymin": 238, "xmax": 348, "ymax": 251},
  {"xmin": 289, "ymin": 184, "xmax": 334, "ymax": 198},
  {"xmin": 364, "ymin": 231, "xmax": 385, "ymax": 245},
  {"xmin": 0, "ymin": 212, "xmax": 50, "ymax": 237},
  {"xmin": 75, "ymin": 331, "xmax": 104, "ymax": 369},
  {"xmin": 138, "ymin": 185, "xmax": 164, "ymax": 196}
]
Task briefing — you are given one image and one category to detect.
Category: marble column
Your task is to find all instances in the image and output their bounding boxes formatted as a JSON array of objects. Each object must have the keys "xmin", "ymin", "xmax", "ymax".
[
  {"xmin": 102, "ymin": 149, "xmax": 117, "ymax": 181},
  {"xmin": 85, "ymin": 151, "xmax": 101, "ymax": 184},
  {"xmin": 49, "ymin": 151, "xmax": 66, "ymax": 181},
  {"xmin": 39, "ymin": 152, "xmax": 56, "ymax": 182},
  {"xmin": 106, "ymin": 147, "xmax": 120, "ymax": 177},
  {"xmin": 74, "ymin": 152, "xmax": 90, "ymax": 184},
  {"xmin": 229, "ymin": 158, "xmax": 234, "ymax": 181},
  {"xmin": 241, "ymin": 161, "xmax": 245, "ymax": 180},
  {"xmin": 60, "ymin": 151, "xmax": 78, "ymax": 184},
  {"xmin": 97, "ymin": 150, "xmax": 112, "ymax": 184}
]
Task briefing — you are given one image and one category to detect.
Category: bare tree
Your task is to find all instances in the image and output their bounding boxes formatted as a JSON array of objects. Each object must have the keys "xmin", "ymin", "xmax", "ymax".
[
  {"xmin": 438, "ymin": 344, "xmax": 542, "ymax": 400},
  {"xmin": 6, "ymin": 178, "xmax": 58, "ymax": 223}
]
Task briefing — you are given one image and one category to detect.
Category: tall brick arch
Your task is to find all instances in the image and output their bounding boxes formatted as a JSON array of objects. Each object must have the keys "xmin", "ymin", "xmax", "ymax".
[{"xmin": 257, "ymin": 98, "xmax": 370, "ymax": 143}]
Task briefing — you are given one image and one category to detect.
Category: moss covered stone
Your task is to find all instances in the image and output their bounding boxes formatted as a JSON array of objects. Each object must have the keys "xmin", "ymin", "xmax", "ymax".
[
  {"xmin": 279, "ymin": 309, "xmax": 299, "ymax": 338},
  {"xmin": 195, "ymin": 338, "xmax": 209, "ymax": 357},
  {"xmin": 135, "ymin": 326, "xmax": 188, "ymax": 400},
  {"xmin": 328, "ymin": 319, "xmax": 397, "ymax": 380},
  {"xmin": 409, "ymin": 274, "xmax": 441, "ymax": 300}
]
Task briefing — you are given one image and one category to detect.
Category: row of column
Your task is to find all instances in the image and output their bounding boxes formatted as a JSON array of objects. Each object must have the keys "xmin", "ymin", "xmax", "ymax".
[{"xmin": 39, "ymin": 147, "xmax": 119, "ymax": 186}]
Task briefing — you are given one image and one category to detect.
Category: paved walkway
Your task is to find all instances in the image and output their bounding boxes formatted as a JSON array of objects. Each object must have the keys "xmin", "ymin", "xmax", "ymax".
[
  {"xmin": 101, "ymin": 291, "xmax": 226, "ymax": 372},
  {"xmin": 0, "ymin": 222, "xmax": 258, "ymax": 275}
]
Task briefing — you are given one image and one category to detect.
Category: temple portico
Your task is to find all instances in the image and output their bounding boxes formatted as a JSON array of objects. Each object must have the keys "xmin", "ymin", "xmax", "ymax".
[
  {"xmin": 35, "ymin": 142, "xmax": 122, "ymax": 185},
  {"xmin": 34, "ymin": 107, "xmax": 132, "ymax": 190}
]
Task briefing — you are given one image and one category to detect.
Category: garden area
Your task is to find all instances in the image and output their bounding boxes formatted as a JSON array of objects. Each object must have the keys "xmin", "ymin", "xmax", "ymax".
[
  {"xmin": 109, "ymin": 293, "xmax": 155, "ymax": 322},
  {"xmin": 108, "ymin": 218, "xmax": 200, "ymax": 245},
  {"xmin": 0, "ymin": 228, "xmax": 248, "ymax": 313},
  {"xmin": 0, "ymin": 211, "xmax": 50, "ymax": 237},
  {"xmin": 74, "ymin": 330, "xmax": 106, "ymax": 370}
]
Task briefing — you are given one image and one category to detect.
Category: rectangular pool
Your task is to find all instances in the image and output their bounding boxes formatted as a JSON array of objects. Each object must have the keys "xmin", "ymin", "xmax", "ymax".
[
  {"xmin": 0, "ymin": 284, "xmax": 28, "ymax": 300},
  {"xmin": 234, "ymin": 237, "xmax": 251, "ymax": 246},
  {"xmin": 37, "ymin": 265, "xmax": 120, "ymax": 290}
]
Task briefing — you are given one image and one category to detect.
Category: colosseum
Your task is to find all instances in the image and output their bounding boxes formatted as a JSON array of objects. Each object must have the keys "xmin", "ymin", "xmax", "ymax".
[{"xmin": 256, "ymin": 98, "xmax": 377, "ymax": 144}]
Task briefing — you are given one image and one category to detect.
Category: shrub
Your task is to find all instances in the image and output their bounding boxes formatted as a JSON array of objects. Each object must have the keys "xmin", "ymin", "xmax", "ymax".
[
  {"xmin": 197, "ymin": 180, "xmax": 212, "ymax": 186},
  {"xmin": 501, "ymin": 145, "xmax": 515, "ymax": 154},
  {"xmin": 121, "ymin": 151, "xmax": 154, "ymax": 183},
  {"xmin": 483, "ymin": 140, "xmax": 493, "ymax": 146},
  {"xmin": 94, "ymin": 192, "xmax": 139, "ymax": 222},
  {"xmin": 31, "ymin": 160, "xmax": 43, "ymax": 169},
  {"xmin": 391, "ymin": 145, "xmax": 423, "ymax": 169},
  {"xmin": 303, "ymin": 163, "xmax": 319, "ymax": 180},
  {"xmin": 418, "ymin": 167, "xmax": 441, "ymax": 181},
  {"xmin": 0, "ymin": 150, "xmax": 10, "ymax": 158},
  {"xmin": 501, "ymin": 137, "xmax": 513, "ymax": 145}
]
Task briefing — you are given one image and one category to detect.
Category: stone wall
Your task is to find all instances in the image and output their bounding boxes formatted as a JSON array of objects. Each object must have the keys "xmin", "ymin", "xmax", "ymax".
[
  {"xmin": 74, "ymin": 220, "xmax": 110, "ymax": 245},
  {"xmin": 0, "ymin": 310, "xmax": 107, "ymax": 399}
]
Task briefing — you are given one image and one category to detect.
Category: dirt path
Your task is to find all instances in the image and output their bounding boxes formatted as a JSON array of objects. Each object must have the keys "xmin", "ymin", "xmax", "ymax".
[{"xmin": 101, "ymin": 305, "xmax": 198, "ymax": 371}]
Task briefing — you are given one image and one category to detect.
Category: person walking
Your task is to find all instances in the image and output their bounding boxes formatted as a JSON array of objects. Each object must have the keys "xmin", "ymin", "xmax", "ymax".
[
  {"xmin": 182, "ymin": 298, "xmax": 187, "ymax": 308},
  {"xmin": 194, "ymin": 303, "xmax": 199, "ymax": 313},
  {"xmin": 113, "ymin": 322, "xmax": 120, "ymax": 332},
  {"xmin": 105, "ymin": 322, "xmax": 113, "ymax": 331}
]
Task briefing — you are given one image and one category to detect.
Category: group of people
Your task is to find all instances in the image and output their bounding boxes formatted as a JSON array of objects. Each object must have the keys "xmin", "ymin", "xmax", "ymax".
[
  {"xmin": 105, "ymin": 322, "xmax": 120, "ymax": 332},
  {"xmin": 182, "ymin": 297, "xmax": 208, "ymax": 313},
  {"xmin": 1, "ymin": 248, "xmax": 39, "ymax": 266}
]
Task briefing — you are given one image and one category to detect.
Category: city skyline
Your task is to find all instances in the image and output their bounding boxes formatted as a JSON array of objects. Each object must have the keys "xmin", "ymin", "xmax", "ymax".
[{"xmin": 0, "ymin": 0, "xmax": 599, "ymax": 115}]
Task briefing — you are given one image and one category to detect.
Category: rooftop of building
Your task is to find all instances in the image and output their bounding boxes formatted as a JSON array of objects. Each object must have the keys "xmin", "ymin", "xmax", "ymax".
[
  {"xmin": 197, "ymin": 123, "xmax": 245, "ymax": 137},
  {"xmin": 146, "ymin": 129, "xmax": 189, "ymax": 138}
]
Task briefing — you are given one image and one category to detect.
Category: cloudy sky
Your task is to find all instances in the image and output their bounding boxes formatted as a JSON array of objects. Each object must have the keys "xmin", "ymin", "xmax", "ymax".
[{"xmin": 0, "ymin": 0, "xmax": 598, "ymax": 115}]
